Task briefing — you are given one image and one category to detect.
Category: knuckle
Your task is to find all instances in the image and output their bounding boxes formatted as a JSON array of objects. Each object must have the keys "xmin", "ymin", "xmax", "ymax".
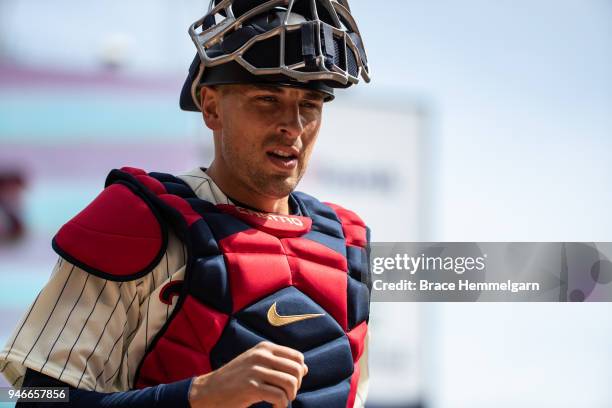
[
  {"xmin": 249, "ymin": 349, "xmax": 268, "ymax": 364},
  {"xmin": 248, "ymin": 364, "xmax": 261, "ymax": 377},
  {"xmin": 257, "ymin": 340, "xmax": 273, "ymax": 349},
  {"xmin": 288, "ymin": 375, "xmax": 298, "ymax": 389},
  {"xmin": 289, "ymin": 349, "xmax": 304, "ymax": 364},
  {"xmin": 288, "ymin": 377, "xmax": 298, "ymax": 397},
  {"xmin": 247, "ymin": 379, "xmax": 259, "ymax": 391},
  {"xmin": 290, "ymin": 361, "xmax": 302, "ymax": 376},
  {"xmin": 278, "ymin": 374, "xmax": 297, "ymax": 400}
]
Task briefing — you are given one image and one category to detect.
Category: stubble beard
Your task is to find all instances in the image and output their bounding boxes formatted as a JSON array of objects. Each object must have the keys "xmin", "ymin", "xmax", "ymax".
[
  {"xmin": 251, "ymin": 168, "xmax": 302, "ymax": 198},
  {"xmin": 222, "ymin": 139, "xmax": 305, "ymax": 199}
]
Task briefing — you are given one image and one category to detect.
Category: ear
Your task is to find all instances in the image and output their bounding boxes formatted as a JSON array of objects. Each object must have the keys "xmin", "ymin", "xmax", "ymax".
[{"xmin": 200, "ymin": 86, "xmax": 222, "ymax": 131}]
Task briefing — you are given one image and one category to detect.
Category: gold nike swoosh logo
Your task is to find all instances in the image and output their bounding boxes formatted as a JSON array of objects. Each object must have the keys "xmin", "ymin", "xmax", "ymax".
[{"xmin": 266, "ymin": 302, "xmax": 324, "ymax": 327}]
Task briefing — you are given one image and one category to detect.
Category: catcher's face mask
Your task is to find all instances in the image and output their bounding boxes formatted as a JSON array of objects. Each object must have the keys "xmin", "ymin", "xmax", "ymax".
[{"xmin": 180, "ymin": 0, "xmax": 371, "ymax": 111}]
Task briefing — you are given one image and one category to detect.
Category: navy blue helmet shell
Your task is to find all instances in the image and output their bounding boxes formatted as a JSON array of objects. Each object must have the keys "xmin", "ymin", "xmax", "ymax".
[{"xmin": 180, "ymin": 0, "xmax": 371, "ymax": 111}]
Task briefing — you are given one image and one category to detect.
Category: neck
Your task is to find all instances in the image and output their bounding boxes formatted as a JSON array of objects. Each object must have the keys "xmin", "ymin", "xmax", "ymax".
[{"xmin": 205, "ymin": 161, "xmax": 290, "ymax": 215}]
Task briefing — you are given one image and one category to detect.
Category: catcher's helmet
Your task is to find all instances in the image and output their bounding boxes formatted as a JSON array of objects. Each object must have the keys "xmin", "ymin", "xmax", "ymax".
[{"xmin": 179, "ymin": 0, "xmax": 370, "ymax": 111}]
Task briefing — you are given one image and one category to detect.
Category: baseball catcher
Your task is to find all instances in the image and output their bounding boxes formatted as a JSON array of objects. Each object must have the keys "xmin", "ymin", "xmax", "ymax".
[{"xmin": 1, "ymin": 0, "xmax": 372, "ymax": 406}]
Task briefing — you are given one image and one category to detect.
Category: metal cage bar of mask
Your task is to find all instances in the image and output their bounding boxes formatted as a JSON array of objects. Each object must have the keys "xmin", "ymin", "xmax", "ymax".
[{"xmin": 188, "ymin": 0, "xmax": 371, "ymax": 87}]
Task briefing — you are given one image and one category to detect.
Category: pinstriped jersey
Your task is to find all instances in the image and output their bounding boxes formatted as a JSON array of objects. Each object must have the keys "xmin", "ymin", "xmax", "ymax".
[{"xmin": 0, "ymin": 167, "xmax": 370, "ymax": 407}]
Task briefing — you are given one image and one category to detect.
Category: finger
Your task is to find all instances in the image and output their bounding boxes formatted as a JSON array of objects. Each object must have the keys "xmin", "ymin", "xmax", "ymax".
[
  {"xmin": 264, "ymin": 342, "xmax": 306, "ymax": 367},
  {"xmin": 254, "ymin": 342, "xmax": 308, "ymax": 380},
  {"xmin": 253, "ymin": 380, "xmax": 289, "ymax": 408},
  {"xmin": 252, "ymin": 365, "xmax": 299, "ymax": 401},
  {"xmin": 263, "ymin": 354, "xmax": 306, "ymax": 388}
]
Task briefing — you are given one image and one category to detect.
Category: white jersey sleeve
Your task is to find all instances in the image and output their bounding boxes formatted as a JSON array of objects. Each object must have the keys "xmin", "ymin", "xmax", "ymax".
[
  {"xmin": 0, "ymin": 230, "xmax": 188, "ymax": 392},
  {"xmin": 0, "ymin": 258, "xmax": 141, "ymax": 391}
]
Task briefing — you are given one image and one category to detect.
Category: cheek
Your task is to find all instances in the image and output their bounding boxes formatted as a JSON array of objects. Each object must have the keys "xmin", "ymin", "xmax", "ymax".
[
  {"xmin": 221, "ymin": 124, "xmax": 267, "ymax": 166},
  {"xmin": 223, "ymin": 109, "xmax": 271, "ymax": 148},
  {"xmin": 222, "ymin": 112, "xmax": 254, "ymax": 148},
  {"xmin": 301, "ymin": 121, "xmax": 321, "ymax": 153}
]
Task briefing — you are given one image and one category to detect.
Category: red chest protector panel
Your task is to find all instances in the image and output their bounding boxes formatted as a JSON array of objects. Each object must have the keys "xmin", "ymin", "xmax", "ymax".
[{"xmin": 53, "ymin": 167, "xmax": 372, "ymax": 408}]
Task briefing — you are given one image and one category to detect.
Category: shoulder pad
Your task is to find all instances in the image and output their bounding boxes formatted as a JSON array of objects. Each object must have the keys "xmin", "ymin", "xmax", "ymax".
[
  {"xmin": 323, "ymin": 202, "xmax": 368, "ymax": 248},
  {"xmin": 52, "ymin": 181, "xmax": 167, "ymax": 281}
]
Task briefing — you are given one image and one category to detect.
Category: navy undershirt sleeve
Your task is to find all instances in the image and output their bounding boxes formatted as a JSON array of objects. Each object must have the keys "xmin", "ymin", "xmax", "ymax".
[{"xmin": 16, "ymin": 368, "xmax": 192, "ymax": 408}]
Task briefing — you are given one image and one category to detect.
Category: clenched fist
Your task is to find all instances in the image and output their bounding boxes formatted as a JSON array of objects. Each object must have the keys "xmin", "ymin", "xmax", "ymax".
[{"xmin": 188, "ymin": 341, "xmax": 308, "ymax": 408}]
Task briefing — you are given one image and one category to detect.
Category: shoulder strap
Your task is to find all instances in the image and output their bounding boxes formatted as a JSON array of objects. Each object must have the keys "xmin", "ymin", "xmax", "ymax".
[
  {"xmin": 292, "ymin": 191, "xmax": 369, "ymax": 249},
  {"xmin": 322, "ymin": 202, "xmax": 368, "ymax": 249}
]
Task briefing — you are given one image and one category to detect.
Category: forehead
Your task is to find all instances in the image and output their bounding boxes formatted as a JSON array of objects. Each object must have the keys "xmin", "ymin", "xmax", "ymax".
[{"xmin": 221, "ymin": 83, "xmax": 326, "ymax": 100}]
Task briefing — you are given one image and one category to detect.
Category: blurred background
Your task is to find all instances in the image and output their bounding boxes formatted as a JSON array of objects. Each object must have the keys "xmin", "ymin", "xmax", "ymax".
[{"xmin": 1, "ymin": 0, "xmax": 611, "ymax": 407}]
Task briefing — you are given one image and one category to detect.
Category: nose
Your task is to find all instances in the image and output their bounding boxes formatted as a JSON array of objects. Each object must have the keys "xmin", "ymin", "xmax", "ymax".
[{"xmin": 276, "ymin": 102, "xmax": 304, "ymax": 140}]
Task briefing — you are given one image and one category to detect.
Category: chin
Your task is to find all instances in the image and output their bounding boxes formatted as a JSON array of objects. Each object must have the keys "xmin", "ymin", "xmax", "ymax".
[{"xmin": 259, "ymin": 175, "xmax": 300, "ymax": 198}]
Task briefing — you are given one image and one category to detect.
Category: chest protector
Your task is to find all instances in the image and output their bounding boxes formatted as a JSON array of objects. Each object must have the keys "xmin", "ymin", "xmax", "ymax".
[{"xmin": 53, "ymin": 167, "xmax": 372, "ymax": 408}]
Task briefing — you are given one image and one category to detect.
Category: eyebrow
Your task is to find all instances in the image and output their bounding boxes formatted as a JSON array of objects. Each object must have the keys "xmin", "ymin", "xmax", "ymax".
[
  {"xmin": 250, "ymin": 84, "xmax": 283, "ymax": 93},
  {"xmin": 248, "ymin": 84, "xmax": 325, "ymax": 101},
  {"xmin": 304, "ymin": 91, "xmax": 326, "ymax": 101}
]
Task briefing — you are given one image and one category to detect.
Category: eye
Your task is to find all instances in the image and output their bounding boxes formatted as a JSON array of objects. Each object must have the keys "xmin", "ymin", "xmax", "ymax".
[
  {"xmin": 257, "ymin": 95, "xmax": 278, "ymax": 103},
  {"xmin": 300, "ymin": 101, "xmax": 321, "ymax": 110}
]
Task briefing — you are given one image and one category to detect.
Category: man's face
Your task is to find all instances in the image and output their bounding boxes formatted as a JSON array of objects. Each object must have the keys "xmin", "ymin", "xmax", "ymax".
[{"xmin": 205, "ymin": 84, "xmax": 325, "ymax": 199}]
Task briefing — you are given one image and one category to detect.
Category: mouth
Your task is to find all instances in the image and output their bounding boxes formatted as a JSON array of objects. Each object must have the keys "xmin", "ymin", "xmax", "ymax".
[{"xmin": 266, "ymin": 148, "xmax": 299, "ymax": 171}]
